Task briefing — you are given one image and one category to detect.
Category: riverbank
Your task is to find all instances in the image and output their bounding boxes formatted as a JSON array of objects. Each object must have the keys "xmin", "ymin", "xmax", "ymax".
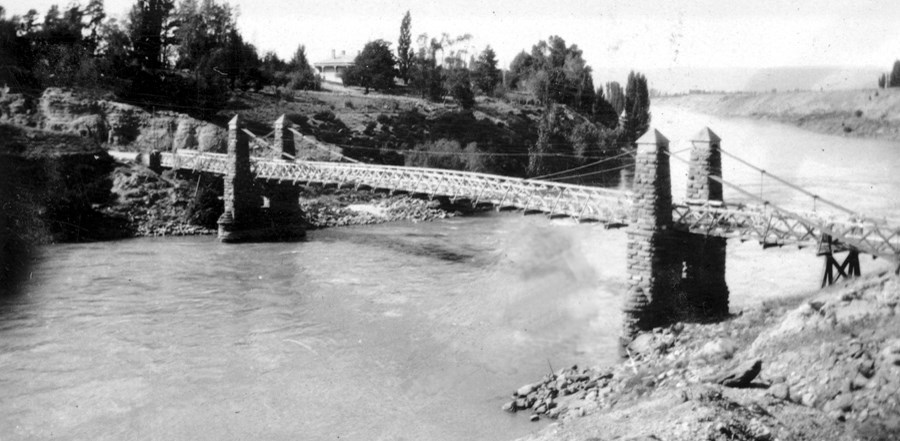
[
  {"xmin": 103, "ymin": 158, "xmax": 468, "ymax": 238},
  {"xmin": 509, "ymin": 270, "xmax": 900, "ymax": 440},
  {"xmin": 655, "ymin": 89, "xmax": 900, "ymax": 142}
]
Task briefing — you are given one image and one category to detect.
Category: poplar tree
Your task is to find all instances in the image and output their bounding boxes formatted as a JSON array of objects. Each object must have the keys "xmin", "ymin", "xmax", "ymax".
[
  {"xmin": 890, "ymin": 60, "xmax": 900, "ymax": 88},
  {"xmin": 605, "ymin": 81, "xmax": 625, "ymax": 114},
  {"xmin": 397, "ymin": 11, "xmax": 412, "ymax": 84},
  {"xmin": 624, "ymin": 71, "xmax": 650, "ymax": 142}
]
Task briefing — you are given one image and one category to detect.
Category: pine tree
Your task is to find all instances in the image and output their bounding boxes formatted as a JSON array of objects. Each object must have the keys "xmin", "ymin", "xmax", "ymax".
[
  {"xmin": 397, "ymin": 11, "xmax": 412, "ymax": 84},
  {"xmin": 128, "ymin": 0, "xmax": 176, "ymax": 70},
  {"xmin": 472, "ymin": 45, "xmax": 500, "ymax": 95}
]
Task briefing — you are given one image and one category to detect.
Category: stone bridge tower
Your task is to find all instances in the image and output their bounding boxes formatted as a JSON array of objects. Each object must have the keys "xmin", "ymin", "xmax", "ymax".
[
  {"xmin": 216, "ymin": 115, "xmax": 305, "ymax": 242},
  {"xmin": 622, "ymin": 127, "xmax": 730, "ymax": 346}
]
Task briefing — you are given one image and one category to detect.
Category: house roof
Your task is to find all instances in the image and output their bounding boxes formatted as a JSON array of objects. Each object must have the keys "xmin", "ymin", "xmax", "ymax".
[{"xmin": 313, "ymin": 54, "xmax": 356, "ymax": 67}]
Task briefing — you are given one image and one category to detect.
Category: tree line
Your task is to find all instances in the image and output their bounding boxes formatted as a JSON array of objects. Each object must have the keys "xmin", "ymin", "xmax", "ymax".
[
  {"xmin": 0, "ymin": 1, "xmax": 320, "ymax": 117},
  {"xmin": 340, "ymin": 11, "xmax": 651, "ymax": 146}
]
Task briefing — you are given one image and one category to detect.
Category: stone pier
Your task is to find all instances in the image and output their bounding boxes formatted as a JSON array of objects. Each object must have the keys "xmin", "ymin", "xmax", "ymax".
[
  {"xmin": 265, "ymin": 115, "xmax": 305, "ymax": 235},
  {"xmin": 676, "ymin": 127, "xmax": 729, "ymax": 318},
  {"xmin": 216, "ymin": 114, "xmax": 305, "ymax": 242},
  {"xmin": 622, "ymin": 129, "xmax": 680, "ymax": 344},
  {"xmin": 622, "ymin": 127, "xmax": 731, "ymax": 345}
]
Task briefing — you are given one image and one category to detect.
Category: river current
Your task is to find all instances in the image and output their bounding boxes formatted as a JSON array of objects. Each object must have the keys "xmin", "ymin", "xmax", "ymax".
[{"xmin": 1, "ymin": 107, "xmax": 898, "ymax": 440}]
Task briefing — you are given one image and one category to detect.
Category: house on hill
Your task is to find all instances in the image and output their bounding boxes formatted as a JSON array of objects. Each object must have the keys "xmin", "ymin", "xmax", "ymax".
[{"xmin": 313, "ymin": 50, "xmax": 355, "ymax": 83}]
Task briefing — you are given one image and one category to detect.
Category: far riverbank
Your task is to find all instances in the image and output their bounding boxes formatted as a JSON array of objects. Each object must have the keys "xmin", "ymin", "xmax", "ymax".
[{"xmin": 655, "ymin": 89, "xmax": 900, "ymax": 142}]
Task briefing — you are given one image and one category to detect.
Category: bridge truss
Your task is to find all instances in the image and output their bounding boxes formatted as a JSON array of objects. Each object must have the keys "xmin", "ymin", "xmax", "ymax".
[{"xmin": 159, "ymin": 149, "xmax": 900, "ymax": 261}]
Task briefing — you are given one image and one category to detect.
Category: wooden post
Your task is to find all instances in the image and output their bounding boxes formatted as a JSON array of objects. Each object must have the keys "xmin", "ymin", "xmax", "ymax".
[{"xmin": 818, "ymin": 234, "xmax": 862, "ymax": 287}]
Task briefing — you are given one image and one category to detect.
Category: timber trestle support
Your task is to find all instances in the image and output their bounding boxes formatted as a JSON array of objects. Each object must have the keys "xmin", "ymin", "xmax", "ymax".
[{"xmin": 819, "ymin": 234, "xmax": 862, "ymax": 287}]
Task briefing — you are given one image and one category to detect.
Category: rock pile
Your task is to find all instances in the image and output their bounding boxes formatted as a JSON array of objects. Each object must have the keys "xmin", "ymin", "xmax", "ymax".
[
  {"xmin": 504, "ymin": 365, "xmax": 615, "ymax": 421},
  {"xmin": 300, "ymin": 193, "xmax": 457, "ymax": 229},
  {"xmin": 102, "ymin": 164, "xmax": 216, "ymax": 237}
]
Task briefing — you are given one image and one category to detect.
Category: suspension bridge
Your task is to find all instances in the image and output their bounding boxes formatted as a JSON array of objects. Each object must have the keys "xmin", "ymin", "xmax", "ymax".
[{"xmin": 130, "ymin": 114, "xmax": 900, "ymax": 342}]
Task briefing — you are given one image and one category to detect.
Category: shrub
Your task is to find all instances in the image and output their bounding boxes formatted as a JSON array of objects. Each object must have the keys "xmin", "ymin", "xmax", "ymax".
[{"xmin": 313, "ymin": 110, "xmax": 336, "ymax": 122}]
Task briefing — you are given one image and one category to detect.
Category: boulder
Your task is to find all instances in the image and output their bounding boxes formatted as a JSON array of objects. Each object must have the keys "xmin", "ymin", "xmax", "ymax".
[{"xmin": 707, "ymin": 359, "xmax": 762, "ymax": 388}]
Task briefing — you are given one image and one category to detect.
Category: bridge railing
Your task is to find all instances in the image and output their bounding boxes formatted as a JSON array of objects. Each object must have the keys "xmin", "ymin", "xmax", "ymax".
[
  {"xmin": 158, "ymin": 149, "xmax": 900, "ymax": 258},
  {"xmin": 160, "ymin": 149, "xmax": 634, "ymax": 223},
  {"xmin": 673, "ymin": 201, "xmax": 900, "ymax": 258}
]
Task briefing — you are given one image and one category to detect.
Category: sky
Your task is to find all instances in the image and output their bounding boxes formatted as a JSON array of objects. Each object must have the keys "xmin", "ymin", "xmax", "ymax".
[{"xmin": 4, "ymin": 0, "xmax": 900, "ymax": 91}]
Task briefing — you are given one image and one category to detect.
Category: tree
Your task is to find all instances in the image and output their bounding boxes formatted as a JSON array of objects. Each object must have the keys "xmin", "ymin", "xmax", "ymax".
[
  {"xmin": 509, "ymin": 36, "xmax": 596, "ymax": 114},
  {"xmin": 624, "ymin": 71, "xmax": 651, "ymax": 142},
  {"xmin": 287, "ymin": 44, "xmax": 319, "ymax": 90},
  {"xmin": 343, "ymin": 39, "xmax": 397, "ymax": 93},
  {"xmin": 593, "ymin": 86, "xmax": 619, "ymax": 129},
  {"xmin": 128, "ymin": 0, "xmax": 176, "ymax": 70},
  {"xmin": 472, "ymin": 46, "xmax": 500, "ymax": 95},
  {"xmin": 397, "ymin": 11, "xmax": 412, "ymax": 84},
  {"xmin": 409, "ymin": 52, "xmax": 442, "ymax": 101},
  {"xmin": 878, "ymin": 73, "xmax": 887, "ymax": 89},
  {"xmin": 605, "ymin": 82, "xmax": 625, "ymax": 114},
  {"xmin": 507, "ymin": 50, "xmax": 533, "ymax": 89},
  {"xmin": 890, "ymin": 60, "xmax": 900, "ymax": 88},
  {"xmin": 527, "ymin": 105, "xmax": 573, "ymax": 177},
  {"xmin": 445, "ymin": 68, "xmax": 474, "ymax": 109}
]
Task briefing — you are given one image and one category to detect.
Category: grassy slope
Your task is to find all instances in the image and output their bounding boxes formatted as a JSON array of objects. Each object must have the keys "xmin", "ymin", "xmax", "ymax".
[{"xmin": 655, "ymin": 89, "xmax": 900, "ymax": 142}]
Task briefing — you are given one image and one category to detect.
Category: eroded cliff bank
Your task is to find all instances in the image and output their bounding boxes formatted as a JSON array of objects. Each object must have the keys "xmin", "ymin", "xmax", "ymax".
[{"xmin": 656, "ymin": 90, "xmax": 900, "ymax": 142}]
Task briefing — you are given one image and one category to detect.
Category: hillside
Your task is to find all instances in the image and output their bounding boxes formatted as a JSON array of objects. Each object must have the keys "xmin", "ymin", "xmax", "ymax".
[
  {"xmin": 655, "ymin": 89, "xmax": 900, "ymax": 142},
  {"xmin": 595, "ymin": 67, "xmax": 883, "ymax": 95}
]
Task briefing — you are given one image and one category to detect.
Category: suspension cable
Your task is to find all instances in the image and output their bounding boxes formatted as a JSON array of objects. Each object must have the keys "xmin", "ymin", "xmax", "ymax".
[
  {"xmin": 288, "ymin": 128, "xmax": 362, "ymax": 163},
  {"xmin": 718, "ymin": 147, "xmax": 859, "ymax": 217},
  {"xmin": 529, "ymin": 149, "xmax": 635, "ymax": 180},
  {"xmin": 542, "ymin": 162, "xmax": 636, "ymax": 182}
]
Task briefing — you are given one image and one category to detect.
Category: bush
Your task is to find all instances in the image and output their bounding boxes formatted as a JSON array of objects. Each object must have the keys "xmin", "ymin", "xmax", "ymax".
[
  {"xmin": 184, "ymin": 176, "xmax": 223, "ymax": 228},
  {"xmin": 405, "ymin": 139, "xmax": 467, "ymax": 170},
  {"xmin": 313, "ymin": 110, "xmax": 336, "ymax": 122}
]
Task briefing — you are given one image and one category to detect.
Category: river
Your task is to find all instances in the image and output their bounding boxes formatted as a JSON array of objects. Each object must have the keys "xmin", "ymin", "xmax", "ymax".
[{"xmin": 1, "ymin": 107, "xmax": 898, "ymax": 440}]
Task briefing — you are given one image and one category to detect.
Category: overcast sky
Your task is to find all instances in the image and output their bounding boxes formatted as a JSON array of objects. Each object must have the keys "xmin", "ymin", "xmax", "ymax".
[{"xmin": 5, "ymin": 0, "xmax": 899, "ymax": 88}]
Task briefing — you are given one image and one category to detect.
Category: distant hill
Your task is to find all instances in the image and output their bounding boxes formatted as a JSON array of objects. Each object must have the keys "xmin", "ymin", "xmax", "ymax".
[
  {"xmin": 593, "ymin": 66, "xmax": 884, "ymax": 94},
  {"xmin": 655, "ymin": 88, "xmax": 900, "ymax": 142}
]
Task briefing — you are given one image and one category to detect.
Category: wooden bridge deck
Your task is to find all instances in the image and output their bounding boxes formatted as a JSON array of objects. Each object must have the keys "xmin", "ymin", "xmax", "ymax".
[{"xmin": 157, "ymin": 149, "xmax": 900, "ymax": 260}]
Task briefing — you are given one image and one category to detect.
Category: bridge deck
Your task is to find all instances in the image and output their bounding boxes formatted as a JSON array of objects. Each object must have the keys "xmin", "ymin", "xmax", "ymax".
[{"xmin": 157, "ymin": 150, "xmax": 900, "ymax": 259}]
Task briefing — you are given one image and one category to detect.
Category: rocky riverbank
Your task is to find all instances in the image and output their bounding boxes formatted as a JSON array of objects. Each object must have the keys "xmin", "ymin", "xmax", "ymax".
[
  {"xmin": 100, "ymin": 157, "xmax": 465, "ymax": 238},
  {"xmin": 509, "ymin": 270, "xmax": 900, "ymax": 441},
  {"xmin": 655, "ymin": 90, "xmax": 900, "ymax": 142}
]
